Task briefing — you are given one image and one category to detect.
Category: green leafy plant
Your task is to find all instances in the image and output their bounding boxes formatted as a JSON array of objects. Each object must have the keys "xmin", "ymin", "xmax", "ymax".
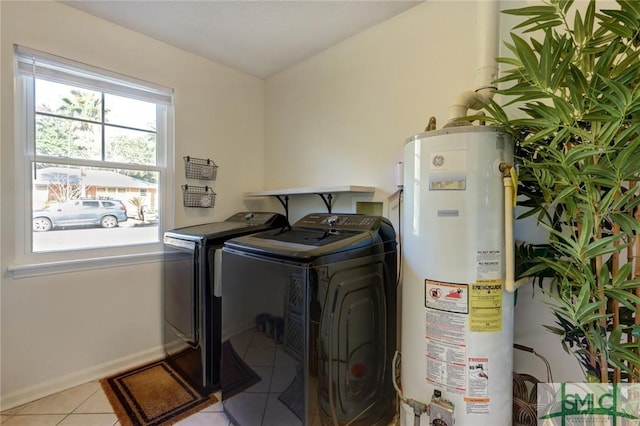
[{"xmin": 482, "ymin": 0, "xmax": 640, "ymax": 383}]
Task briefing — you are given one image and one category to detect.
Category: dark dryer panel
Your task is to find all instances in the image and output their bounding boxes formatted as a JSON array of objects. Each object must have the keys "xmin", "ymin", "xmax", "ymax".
[
  {"xmin": 220, "ymin": 213, "xmax": 397, "ymax": 426},
  {"xmin": 319, "ymin": 264, "xmax": 387, "ymax": 424},
  {"xmin": 163, "ymin": 212, "xmax": 288, "ymax": 393}
]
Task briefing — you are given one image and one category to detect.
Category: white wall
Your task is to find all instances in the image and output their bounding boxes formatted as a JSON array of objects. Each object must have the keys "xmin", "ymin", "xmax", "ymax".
[
  {"xmin": 264, "ymin": 0, "xmax": 584, "ymax": 384},
  {"xmin": 264, "ymin": 1, "xmax": 475, "ymax": 220},
  {"xmin": 0, "ymin": 0, "xmax": 265, "ymax": 408}
]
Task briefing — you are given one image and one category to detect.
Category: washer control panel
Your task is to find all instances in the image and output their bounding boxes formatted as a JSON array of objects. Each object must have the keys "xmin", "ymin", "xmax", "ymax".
[
  {"xmin": 294, "ymin": 213, "xmax": 381, "ymax": 231},
  {"xmin": 226, "ymin": 211, "xmax": 282, "ymax": 225}
]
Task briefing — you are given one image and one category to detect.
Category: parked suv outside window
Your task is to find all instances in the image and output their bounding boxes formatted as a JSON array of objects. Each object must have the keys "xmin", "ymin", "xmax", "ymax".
[{"xmin": 33, "ymin": 199, "xmax": 128, "ymax": 232}]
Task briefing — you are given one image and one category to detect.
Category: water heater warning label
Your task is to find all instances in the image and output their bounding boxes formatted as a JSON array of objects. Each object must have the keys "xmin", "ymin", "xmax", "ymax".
[
  {"xmin": 425, "ymin": 309, "xmax": 467, "ymax": 395},
  {"xmin": 476, "ymin": 250, "xmax": 501, "ymax": 278},
  {"xmin": 424, "ymin": 280, "xmax": 469, "ymax": 395},
  {"xmin": 466, "ymin": 357, "xmax": 490, "ymax": 413},
  {"xmin": 424, "ymin": 280, "xmax": 468, "ymax": 314},
  {"xmin": 469, "ymin": 279, "xmax": 502, "ymax": 332},
  {"xmin": 467, "ymin": 357, "xmax": 489, "ymax": 397}
]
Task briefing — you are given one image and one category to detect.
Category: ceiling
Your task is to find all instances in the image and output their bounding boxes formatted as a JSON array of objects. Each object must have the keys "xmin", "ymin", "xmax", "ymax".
[{"xmin": 60, "ymin": 1, "xmax": 424, "ymax": 78}]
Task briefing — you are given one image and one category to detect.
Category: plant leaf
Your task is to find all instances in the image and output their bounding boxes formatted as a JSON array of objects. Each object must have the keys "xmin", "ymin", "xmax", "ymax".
[{"xmin": 511, "ymin": 33, "xmax": 542, "ymax": 87}]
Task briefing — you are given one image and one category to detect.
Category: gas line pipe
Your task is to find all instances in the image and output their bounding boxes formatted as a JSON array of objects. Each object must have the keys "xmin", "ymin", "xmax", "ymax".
[{"xmin": 501, "ymin": 162, "xmax": 529, "ymax": 293}]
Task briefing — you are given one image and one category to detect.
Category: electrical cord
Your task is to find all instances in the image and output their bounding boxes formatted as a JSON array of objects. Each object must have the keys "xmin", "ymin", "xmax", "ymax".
[
  {"xmin": 391, "ymin": 188, "xmax": 431, "ymax": 424},
  {"xmin": 396, "ymin": 189, "xmax": 403, "ymax": 287}
]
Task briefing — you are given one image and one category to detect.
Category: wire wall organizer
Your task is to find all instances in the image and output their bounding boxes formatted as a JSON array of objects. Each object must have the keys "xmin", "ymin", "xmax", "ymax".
[
  {"xmin": 181, "ymin": 184, "xmax": 216, "ymax": 208},
  {"xmin": 183, "ymin": 156, "xmax": 218, "ymax": 181}
]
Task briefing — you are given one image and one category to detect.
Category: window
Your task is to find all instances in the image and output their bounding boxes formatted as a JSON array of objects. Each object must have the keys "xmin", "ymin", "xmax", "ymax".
[{"xmin": 14, "ymin": 45, "xmax": 174, "ymax": 268}]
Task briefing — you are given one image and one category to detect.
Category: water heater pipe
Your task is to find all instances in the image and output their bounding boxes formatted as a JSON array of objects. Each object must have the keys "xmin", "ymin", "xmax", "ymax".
[
  {"xmin": 446, "ymin": 1, "xmax": 500, "ymax": 125},
  {"xmin": 446, "ymin": 91, "xmax": 489, "ymax": 125},
  {"xmin": 503, "ymin": 175, "xmax": 515, "ymax": 292},
  {"xmin": 503, "ymin": 170, "xmax": 528, "ymax": 292},
  {"xmin": 392, "ymin": 351, "xmax": 428, "ymax": 425},
  {"xmin": 475, "ymin": 0, "xmax": 500, "ymax": 93}
]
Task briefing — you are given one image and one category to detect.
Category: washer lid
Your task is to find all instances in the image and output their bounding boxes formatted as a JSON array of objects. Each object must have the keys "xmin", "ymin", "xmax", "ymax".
[
  {"xmin": 223, "ymin": 228, "xmax": 375, "ymax": 261},
  {"xmin": 164, "ymin": 212, "xmax": 287, "ymax": 244},
  {"xmin": 253, "ymin": 227, "xmax": 356, "ymax": 246},
  {"xmin": 222, "ymin": 213, "xmax": 395, "ymax": 261}
]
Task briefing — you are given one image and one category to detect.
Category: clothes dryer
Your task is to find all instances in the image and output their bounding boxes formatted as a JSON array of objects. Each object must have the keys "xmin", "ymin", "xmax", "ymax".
[
  {"xmin": 163, "ymin": 212, "xmax": 288, "ymax": 393},
  {"xmin": 220, "ymin": 213, "xmax": 397, "ymax": 426}
]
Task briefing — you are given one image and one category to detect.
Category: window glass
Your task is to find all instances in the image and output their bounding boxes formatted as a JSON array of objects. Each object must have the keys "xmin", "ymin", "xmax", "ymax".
[
  {"xmin": 35, "ymin": 80, "xmax": 102, "ymax": 122},
  {"xmin": 105, "ymin": 94, "xmax": 156, "ymax": 131},
  {"xmin": 105, "ymin": 126, "xmax": 156, "ymax": 165},
  {"xmin": 16, "ymin": 46, "xmax": 173, "ymax": 260},
  {"xmin": 35, "ymin": 115, "xmax": 102, "ymax": 160},
  {"xmin": 32, "ymin": 162, "xmax": 161, "ymax": 252}
]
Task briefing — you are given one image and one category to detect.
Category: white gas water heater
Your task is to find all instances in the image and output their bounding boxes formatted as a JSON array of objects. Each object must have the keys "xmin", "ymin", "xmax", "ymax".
[
  {"xmin": 400, "ymin": 124, "xmax": 516, "ymax": 426},
  {"xmin": 396, "ymin": 2, "xmax": 523, "ymax": 423}
]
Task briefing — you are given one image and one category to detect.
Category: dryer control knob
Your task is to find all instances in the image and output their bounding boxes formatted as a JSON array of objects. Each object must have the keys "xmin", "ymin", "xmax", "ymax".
[{"xmin": 326, "ymin": 215, "xmax": 340, "ymax": 226}]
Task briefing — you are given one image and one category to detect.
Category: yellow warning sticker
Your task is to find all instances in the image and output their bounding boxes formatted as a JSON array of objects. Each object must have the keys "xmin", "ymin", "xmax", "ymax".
[{"xmin": 469, "ymin": 279, "xmax": 502, "ymax": 332}]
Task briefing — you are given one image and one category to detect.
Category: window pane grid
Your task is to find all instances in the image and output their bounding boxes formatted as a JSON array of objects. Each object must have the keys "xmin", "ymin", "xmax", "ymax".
[
  {"xmin": 35, "ymin": 114, "xmax": 102, "ymax": 160},
  {"xmin": 34, "ymin": 80, "xmax": 158, "ymax": 166},
  {"xmin": 32, "ymin": 156, "xmax": 164, "ymax": 174},
  {"xmin": 36, "ymin": 110, "xmax": 102, "ymax": 127},
  {"xmin": 14, "ymin": 44, "xmax": 173, "ymax": 258}
]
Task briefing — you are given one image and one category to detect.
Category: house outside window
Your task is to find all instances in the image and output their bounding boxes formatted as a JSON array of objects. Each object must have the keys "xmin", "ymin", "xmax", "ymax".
[{"xmin": 14, "ymin": 45, "xmax": 174, "ymax": 266}]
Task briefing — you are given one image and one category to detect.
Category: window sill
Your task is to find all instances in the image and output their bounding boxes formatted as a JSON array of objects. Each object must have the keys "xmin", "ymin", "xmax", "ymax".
[{"xmin": 7, "ymin": 251, "xmax": 165, "ymax": 279}]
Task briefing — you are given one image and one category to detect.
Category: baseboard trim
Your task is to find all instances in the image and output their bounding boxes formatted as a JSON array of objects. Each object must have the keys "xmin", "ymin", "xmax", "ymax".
[
  {"xmin": 222, "ymin": 321, "xmax": 254, "ymax": 342},
  {"xmin": 0, "ymin": 345, "xmax": 165, "ymax": 411}
]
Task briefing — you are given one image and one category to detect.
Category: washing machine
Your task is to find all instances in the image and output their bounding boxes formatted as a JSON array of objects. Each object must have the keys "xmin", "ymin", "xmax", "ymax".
[
  {"xmin": 219, "ymin": 213, "xmax": 397, "ymax": 426},
  {"xmin": 163, "ymin": 211, "xmax": 288, "ymax": 393}
]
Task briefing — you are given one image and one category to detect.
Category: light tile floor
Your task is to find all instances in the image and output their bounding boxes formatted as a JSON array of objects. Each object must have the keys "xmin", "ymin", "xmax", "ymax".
[
  {"xmin": 224, "ymin": 328, "xmax": 317, "ymax": 426},
  {"xmin": 0, "ymin": 381, "xmax": 230, "ymax": 426},
  {"xmin": 1, "ymin": 327, "xmax": 399, "ymax": 425}
]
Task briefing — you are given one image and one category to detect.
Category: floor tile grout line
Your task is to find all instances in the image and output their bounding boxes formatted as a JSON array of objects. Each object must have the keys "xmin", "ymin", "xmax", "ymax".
[
  {"xmin": 0, "ymin": 404, "xmax": 26, "ymax": 416},
  {"xmin": 55, "ymin": 412, "xmax": 72, "ymax": 426},
  {"xmin": 1, "ymin": 412, "xmax": 121, "ymax": 425},
  {"xmin": 74, "ymin": 383, "xmax": 116, "ymax": 416},
  {"xmin": 70, "ymin": 383, "xmax": 102, "ymax": 415},
  {"xmin": 2, "ymin": 382, "xmax": 106, "ymax": 420}
]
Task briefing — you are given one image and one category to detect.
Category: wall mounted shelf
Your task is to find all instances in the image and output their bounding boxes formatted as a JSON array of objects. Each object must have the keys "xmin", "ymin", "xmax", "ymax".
[{"xmin": 244, "ymin": 185, "xmax": 375, "ymax": 220}]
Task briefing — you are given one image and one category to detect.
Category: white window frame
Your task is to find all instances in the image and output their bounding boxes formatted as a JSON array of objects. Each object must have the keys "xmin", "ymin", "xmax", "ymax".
[{"xmin": 9, "ymin": 45, "xmax": 175, "ymax": 278}]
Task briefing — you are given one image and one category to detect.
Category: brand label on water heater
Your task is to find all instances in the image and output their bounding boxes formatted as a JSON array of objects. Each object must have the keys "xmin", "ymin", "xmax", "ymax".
[
  {"xmin": 430, "ymin": 178, "xmax": 466, "ymax": 191},
  {"xmin": 429, "ymin": 150, "xmax": 467, "ymax": 191}
]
